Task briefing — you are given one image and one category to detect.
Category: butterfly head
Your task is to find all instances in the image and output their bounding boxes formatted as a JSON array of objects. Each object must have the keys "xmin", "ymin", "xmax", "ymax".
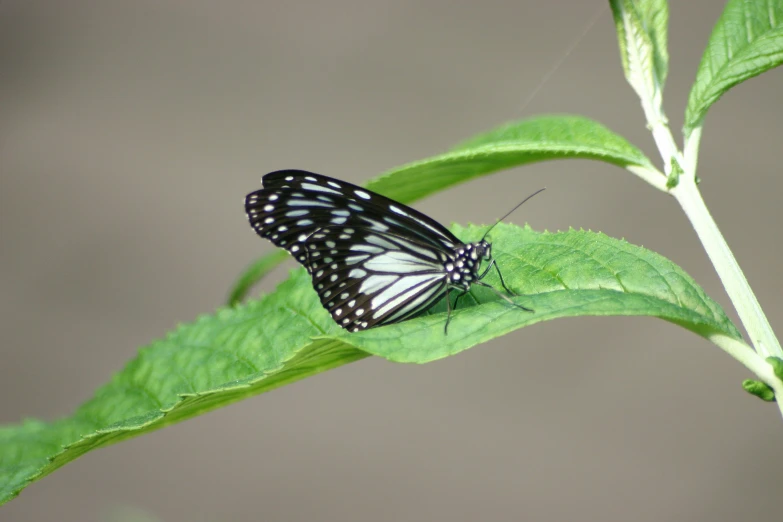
[
  {"xmin": 447, "ymin": 240, "xmax": 493, "ymax": 290},
  {"xmin": 475, "ymin": 239, "xmax": 492, "ymax": 261}
]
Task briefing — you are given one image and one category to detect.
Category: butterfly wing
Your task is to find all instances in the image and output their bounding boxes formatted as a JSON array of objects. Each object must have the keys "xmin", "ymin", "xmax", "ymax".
[
  {"xmin": 244, "ymin": 170, "xmax": 458, "ymax": 331},
  {"xmin": 258, "ymin": 170, "xmax": 461, "ymax": 250},
  {"xmin": 295, "ymin": 227, "xmax": 449, "ymax": 330}
]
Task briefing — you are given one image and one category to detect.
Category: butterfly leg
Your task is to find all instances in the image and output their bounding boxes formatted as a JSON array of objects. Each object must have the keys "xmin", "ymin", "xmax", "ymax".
[
  {"xmin": 444, "ymin": 287, "xmax": 469, "ymax": 334},
  {"xmin": 492, "ymin": 260, "xmax": 517, "ymax": 297},
  {"xmin": 474, "ymin": 280, "xmax": 533, "ymax": 313},
  {"xmin": 479, "ymin": 258, "xmax": 518, "ymax": 297}
]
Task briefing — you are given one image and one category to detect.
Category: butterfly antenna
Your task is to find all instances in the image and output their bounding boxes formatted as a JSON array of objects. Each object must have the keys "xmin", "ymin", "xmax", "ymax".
[{"xmin": 481, "ymin": 188, "xmax": 546, "ymax": 241}]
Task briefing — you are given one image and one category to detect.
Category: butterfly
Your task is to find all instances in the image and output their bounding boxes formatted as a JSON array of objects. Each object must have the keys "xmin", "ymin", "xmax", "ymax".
[{"xmin": 245, "ymin": 170, "xmax": 538, "ymax": 333}]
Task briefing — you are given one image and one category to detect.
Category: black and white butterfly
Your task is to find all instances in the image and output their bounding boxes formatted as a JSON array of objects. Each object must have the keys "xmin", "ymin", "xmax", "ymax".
[{"xmin": 245, "ymin": 170, "xmax": 537, "ymax": 333}]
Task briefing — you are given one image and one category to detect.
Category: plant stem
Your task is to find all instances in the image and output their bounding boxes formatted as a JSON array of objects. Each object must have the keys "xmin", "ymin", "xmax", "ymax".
[
  {"xmin": 672, "ymin": 181, "xmax": 782, "ymax": 359},
  {"xmin": 710, "ymin": 333, "xmax": 783, "ymax": 417},
  {"xmin": 643, "ymin": 113, "xmax": 781, "ymax": 360},
  {"xmin": 643, "ymin": 107, "xmax": 783, "ymax": 404}
]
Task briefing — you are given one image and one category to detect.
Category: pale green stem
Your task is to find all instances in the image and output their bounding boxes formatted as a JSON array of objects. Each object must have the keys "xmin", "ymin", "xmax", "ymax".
[
  {"xmin": 626, "ymin": 165, "xmax": 667, "ymax": 191},
  {"xmin": 672, "ymin": 181, "xmax": 782, "ymax": 359},
  {"xmin": 638, "ymin": 89, "xmax": 783, "ymax": 403},
  {"xmin": 683, "ymin": 126, "xmax": 703, "ymax": 174},
  {"xmin": 710, "ymin": 333, "xmax": 783, "ymax": 418}
]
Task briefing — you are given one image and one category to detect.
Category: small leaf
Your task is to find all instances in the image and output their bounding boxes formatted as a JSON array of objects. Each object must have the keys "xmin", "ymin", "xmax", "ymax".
[
  {"xmin": 667, "ymin": 156, "xmax": 682, "ymax": 188},
  {"xmin": 0, "ymin": 225, "xmax": 741, "ymax": 503},
  {"xmin": 610, "ymin": 0, "xmax": 668, "ymax": 108},
  {"xmin": 642, "ymin": 0, "xmax": 670, "ymax": 89},
  {"xmin": 743, "ymin": 379, "xmax": 776, "ymax": 401},
  {"xmin": 365, "ymin": 115, "xmax": 656, "ymax": 204},
  {"xmin": 684, "ymin": 0, "xmax": 783, "ymax": 134},
  {"xmin": 767, "ymin": 356, "xmax": 783, "ymax": 381},
  {"xmin": 227, "ymin": 250, "xmax": 288, "ymax": 305}
]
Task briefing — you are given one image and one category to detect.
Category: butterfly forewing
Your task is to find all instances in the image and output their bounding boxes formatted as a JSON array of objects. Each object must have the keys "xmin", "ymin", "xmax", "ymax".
[{"xmin": 256, "ymin": 170, "xmax": 460, "ymax": 251}]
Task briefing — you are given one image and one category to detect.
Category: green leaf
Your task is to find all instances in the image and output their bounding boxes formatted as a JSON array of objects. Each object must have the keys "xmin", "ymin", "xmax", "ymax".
[
  {"xmin": 642, "ymin": 0, "xmax": 670, "ymax": 89},
  {"xmin": 0, "ymin": 224, "xmax": 740, "ymax": 503},
  {"xmin": 684, "ymin": 0, "xmax": 783, "ymax": 134},
  {"xmin": 227, "ymin": 250, "xmax": 288, "ymax": 305},
  {"xmin": 0, "ymin": 277, "xmax": 369, "ymax": 505},
  {"xmin": 364, "ymin": 115, "xmax": 656, "ymax": 204},
  {"xmin": 743, "ymin": 379, "xmax": 776, "ymax": 401},
  {"xmin": 232, "ymin": 115, "xmax": 658, "ymax": 302},
  {"xmin": 327, "ymin": 224, "xmax": 742, "ymax": 362},
  {"xmin": 610, "ymin": 0, "xmax": 669, "ymax": 108}
]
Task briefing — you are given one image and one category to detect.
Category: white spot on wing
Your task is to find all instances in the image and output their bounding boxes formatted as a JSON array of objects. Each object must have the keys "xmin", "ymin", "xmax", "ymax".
[
  {"xmin": 286, "ymin": 200, "xmax": 333, "ymax": 208},
  {"xmin": 364, "ymin": 251, "xmax": 438, "ymax": 273},
  {"xmin": 354, "ymin": 190, "xmax": 371, "ymax": 199},
  {"xmin": 286, "ymin": 210, "xmax": 309, "ymax": 217},
  {"xmin": 385, "ymin": 282, "xmax": 444, "ymax": 323},
  {"xmin": 389, "ymin": 205, "xmax": 409, "ymax": 217},
  {"xmin": 345, "ymin": 254, "xmax": 369, "ymax": 265},
  {"xmin": 386, "ymin": 236, "xmax": 438, "ymax": 260},
  {"xmin": 372, "ymin": 274, "xmax": 444, "ymax": 319},
  {"xmin": 365, "ymin": 235, "xmax": 397, "ymax": 250},
  {"xmin": 350, "ymin": 244, "xmax": 383, "ymax": 254},
  {"xmin": 302, "ymin": 182, "xmax": 341, "ymax": 195},
  {"xmin": 359, "ymin": 274, "xmax": 399, "ymax": 295}
]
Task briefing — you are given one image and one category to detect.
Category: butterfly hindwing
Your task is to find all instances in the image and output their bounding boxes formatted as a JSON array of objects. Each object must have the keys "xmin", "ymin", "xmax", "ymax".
[{"xmin": 299, "ymin": 227, "xmax": 448, "ymax": 330}]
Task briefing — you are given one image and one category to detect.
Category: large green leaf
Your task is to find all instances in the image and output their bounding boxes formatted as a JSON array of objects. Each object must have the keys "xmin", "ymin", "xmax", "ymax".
[
  {"xmin": 684, "ymin": 0, "xmax": 783, "ymax": 135},
  {"xmin": 367, "ymin": 115, "xmax": 656, "ymax": 204},
  {"xmin": 330, "ymin": 224, "xmax": 741, "ymax": 362},
  {"xmin": 0, "ymin": 224, "xmax": 740, "ymax": 504},
  {"xmin": 231, "ymin": 115, "xmax": 658, "ymax": 304}
]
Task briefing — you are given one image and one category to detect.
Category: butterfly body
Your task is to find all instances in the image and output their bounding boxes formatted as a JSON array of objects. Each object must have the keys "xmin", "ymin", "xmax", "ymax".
[{"xmin": 245, "ymin": 170, "xmax": 529, "ymax": 332}]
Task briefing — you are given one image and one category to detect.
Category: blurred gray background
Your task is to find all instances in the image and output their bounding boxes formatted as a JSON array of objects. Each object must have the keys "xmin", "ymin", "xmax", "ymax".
[{"xmin": 1, "ymin": 1, "xmax": 781, "ymax": 521}]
